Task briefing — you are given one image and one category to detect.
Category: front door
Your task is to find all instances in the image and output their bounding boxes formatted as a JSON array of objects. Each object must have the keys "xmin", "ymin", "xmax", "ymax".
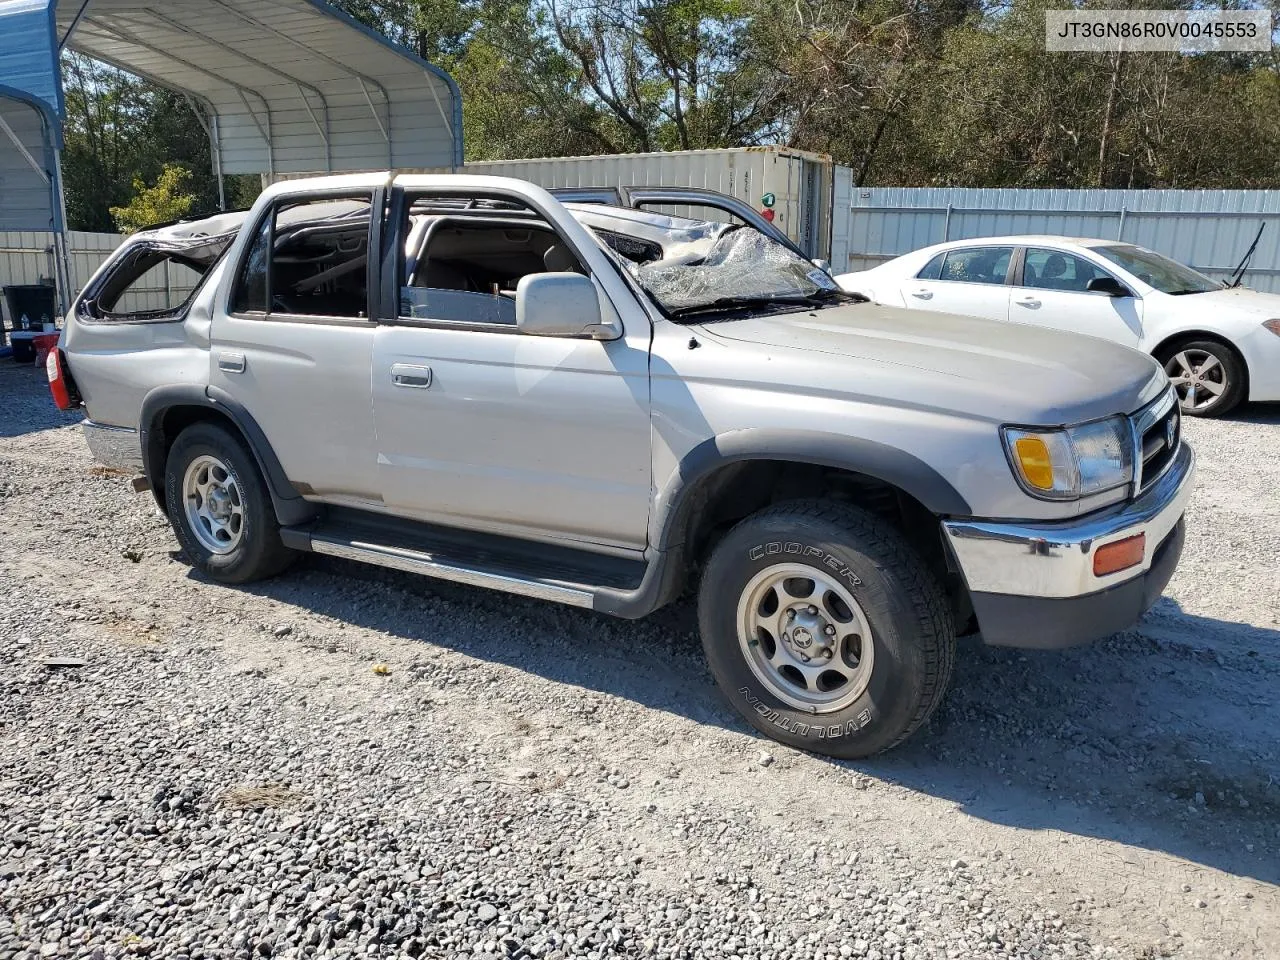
[
  {"xmin": 1009, "ymin": 247, "xmax": 1143, "ymax": 347},
  {"xmin": 370, "ymin": 194, "xmax": 652, "ymax": 552}
]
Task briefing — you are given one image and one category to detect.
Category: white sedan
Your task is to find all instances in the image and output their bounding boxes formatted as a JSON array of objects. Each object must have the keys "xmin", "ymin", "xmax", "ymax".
[{"xmin": 836, "ymin": 235, "xmax": 1280, "ymax": 417}]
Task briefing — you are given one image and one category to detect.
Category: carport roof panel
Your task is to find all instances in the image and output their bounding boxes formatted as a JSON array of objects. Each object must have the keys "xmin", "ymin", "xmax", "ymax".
[
  {"xmin": 0, "ymin": 0, "xmax": 462, "ymax": 174},
  {"xmin": 0, "ymin": 0, "xmax": 62, "ymax": 126}
]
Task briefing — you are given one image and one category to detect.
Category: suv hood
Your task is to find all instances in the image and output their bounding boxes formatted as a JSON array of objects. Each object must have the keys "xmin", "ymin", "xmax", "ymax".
[{"xmin": 698, "ymin": 302, "xmax": 1166, "ymax": 424}]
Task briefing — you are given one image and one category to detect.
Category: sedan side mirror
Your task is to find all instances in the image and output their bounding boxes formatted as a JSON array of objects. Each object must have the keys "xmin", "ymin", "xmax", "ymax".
[
  {"xmin": 516, "ymin": 272, "xmax": 619, "ymax": 340},
  {"xmin": 1086, "ymin": 276, "xmax": 1132, "ymax": 297}
]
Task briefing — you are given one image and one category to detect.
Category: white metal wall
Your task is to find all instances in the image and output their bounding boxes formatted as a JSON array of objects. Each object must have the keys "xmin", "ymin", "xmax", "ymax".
[
  {"xmin": 0, "ymin": 230, "xmax": 119, "ymax": 324},
  {"xmin": 841, "ymin": 187, "xmax": 1280, "ymax": 293}
]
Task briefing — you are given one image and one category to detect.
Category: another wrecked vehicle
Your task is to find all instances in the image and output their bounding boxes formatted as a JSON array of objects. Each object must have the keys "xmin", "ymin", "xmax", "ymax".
[{"xmin": 50, "ymin": 174, "xmax": 1194, "ymax": 758}]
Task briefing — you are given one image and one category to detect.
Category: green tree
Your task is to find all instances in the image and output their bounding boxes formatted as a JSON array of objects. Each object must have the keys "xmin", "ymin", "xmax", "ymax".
[{"xmin": 109, "ymin": 163, "xmax": 199, "ymax": 234}]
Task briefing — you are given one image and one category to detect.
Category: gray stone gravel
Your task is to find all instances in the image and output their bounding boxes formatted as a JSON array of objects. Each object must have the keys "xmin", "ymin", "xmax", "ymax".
[{"xmin": 0, "ymin": 362, "xmax": 1277, "ymax": 960}]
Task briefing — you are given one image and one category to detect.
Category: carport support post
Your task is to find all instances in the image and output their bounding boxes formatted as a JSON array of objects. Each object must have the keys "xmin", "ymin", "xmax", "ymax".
[
  {"xmin": 50, "ymin": 148, "xmax": 73, "ymax": 317},
  {"xmin": 212, "ymin": 114, "xmax": 226, "ymax": 211}
]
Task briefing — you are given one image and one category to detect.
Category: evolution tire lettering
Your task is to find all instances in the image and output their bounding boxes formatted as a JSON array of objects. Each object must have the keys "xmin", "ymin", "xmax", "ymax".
[
  {"xmin": 737, "ymin": 687, "xmax": 873, "ymax": 738},
  {"xmin": 747, "ymin": 542, "xmax": 863, "ymax": 587}
]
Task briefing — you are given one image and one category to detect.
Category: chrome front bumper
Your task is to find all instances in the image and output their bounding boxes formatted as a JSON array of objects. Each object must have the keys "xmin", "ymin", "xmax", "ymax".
[
  {"xmin": 83, "ymin": 420, "xmax": 144, "ymax": 473},
  {"xmin": 942, "ymin": 442, "xmax": 1195, "ymax": 646}
]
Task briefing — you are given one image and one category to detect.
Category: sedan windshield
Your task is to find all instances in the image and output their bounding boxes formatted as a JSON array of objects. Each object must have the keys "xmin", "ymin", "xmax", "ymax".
[
  {"xmin": 630, "ymin": 226, "xmax": 846, "ymax": 317},
  {"xmin": 1091, "ymin": 244, "xmax": 1223, "ymax": 295}
]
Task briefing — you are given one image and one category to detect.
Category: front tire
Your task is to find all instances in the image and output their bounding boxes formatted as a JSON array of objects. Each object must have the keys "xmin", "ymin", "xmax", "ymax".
[
  {"xmin": 164, "ymin": 422, "xmax": 294, "ymax": 584},
  {"xmin": 698, "ymin": 500, "xmax": 955, "ymax": 759},
  {"xmin": 1158, "ymin": 338, "xmax": 1245, "ymax": 418}
]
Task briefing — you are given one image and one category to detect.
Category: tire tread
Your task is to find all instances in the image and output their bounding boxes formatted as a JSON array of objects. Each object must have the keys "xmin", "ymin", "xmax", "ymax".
[{"xmin": 702, "ymin": 498, "xmax": 955, "ymax": 755}]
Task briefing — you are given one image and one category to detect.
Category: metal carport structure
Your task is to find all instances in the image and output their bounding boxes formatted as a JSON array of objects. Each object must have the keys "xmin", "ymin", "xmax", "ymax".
[{"xmin": 0, "ymin": 0, "xmax": 463, "ymax": 311}]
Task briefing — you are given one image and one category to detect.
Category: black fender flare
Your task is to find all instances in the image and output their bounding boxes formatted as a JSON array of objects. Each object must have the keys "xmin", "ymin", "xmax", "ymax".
[
  {"xmin": 138, "ymin": 384, "xmax": 317, "ymax": 526},
  {"xmin": 652, "ymin": 429, "xmax": 973, "ymax": 551}
]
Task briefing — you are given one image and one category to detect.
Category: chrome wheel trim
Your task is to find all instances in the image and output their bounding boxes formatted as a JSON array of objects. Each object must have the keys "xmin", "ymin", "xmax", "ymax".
[
  {"xmin": 1165, "ymin": 349, "xmax": 1228, "ymax": 412},
  {"xmin": 182, "ymin": 454, "xmax": 244, "ymax": 555},
  {"xmin": 735, "ymin": 562, "xmax": 875, "ymax": 714}
]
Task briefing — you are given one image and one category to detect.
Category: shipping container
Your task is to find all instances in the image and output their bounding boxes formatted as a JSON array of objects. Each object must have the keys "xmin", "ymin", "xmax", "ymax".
[{"xmin": 274, "ymin": 146, "xmax": 840, "ymax": 260}]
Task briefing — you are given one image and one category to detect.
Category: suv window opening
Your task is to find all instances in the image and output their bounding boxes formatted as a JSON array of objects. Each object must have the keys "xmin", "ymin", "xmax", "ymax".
[
  {"xmin": 80, "ymin": 236, "xmax": 237, "ymax": 324},
  {"xmin": 396, "ymin": 193, "xmax": 589, "ymax": 329},
  {"xmin": 230, "ymin": 194, "xmax": 375, "ymax": 320}
]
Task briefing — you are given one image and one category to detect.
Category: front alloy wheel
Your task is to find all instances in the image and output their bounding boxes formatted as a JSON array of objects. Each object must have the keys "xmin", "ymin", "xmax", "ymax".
[
  {"xmin": 698, "ymin": 499, "xmax": 956, "ymax": 759},
  {"xmin": 1160, "ymin": 340, "xmax": 1244, "ymax": 417},
  {"xmin": 737, "ymin": 563, "xmax": 875, "ymax": 713}
]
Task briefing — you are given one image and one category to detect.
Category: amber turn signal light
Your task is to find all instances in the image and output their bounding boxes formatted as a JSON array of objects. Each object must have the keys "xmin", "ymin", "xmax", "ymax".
[{"xmin": 1092, "ymin": 533, "xmax": 1145, "ymax": 577}]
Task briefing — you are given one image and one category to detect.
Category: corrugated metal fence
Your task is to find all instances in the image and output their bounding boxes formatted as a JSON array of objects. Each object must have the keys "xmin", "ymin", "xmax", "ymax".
[{"xmin": 836, "ymin": 188, "xmax": 1280, "ymax": 293}]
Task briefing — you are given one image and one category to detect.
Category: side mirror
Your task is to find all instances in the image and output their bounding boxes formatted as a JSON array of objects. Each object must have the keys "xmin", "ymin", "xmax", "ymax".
[
  {"xmin": 516, "ymin": 272, "xmax": 619, "ymax": 339},
  {"xmin": 1086, "ymin": 276, "xmax": 1132, "ymax": 297},
  {"xmin": 811, "ymin": 258, "xmax": 832, "ymax": 273}
]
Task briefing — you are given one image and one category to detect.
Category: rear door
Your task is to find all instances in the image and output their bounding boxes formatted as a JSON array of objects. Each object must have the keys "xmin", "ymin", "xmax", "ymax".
[
  {"xmin": 1009, "ymin": 246, "xmax": 1143, "ymax": 346},
  {"xmin": 902, "ymin": 245, "xmax": 1015, "ymax": 322},
  {"xmin": 209, "ymin": 188, "xmax": 382, "ymax": 503}
]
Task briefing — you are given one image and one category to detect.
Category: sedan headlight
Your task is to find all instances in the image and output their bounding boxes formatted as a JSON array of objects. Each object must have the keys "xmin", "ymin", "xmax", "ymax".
[{"xmin": 1002, "ymin": 416, "xmax": 1134, "ymax": 500}]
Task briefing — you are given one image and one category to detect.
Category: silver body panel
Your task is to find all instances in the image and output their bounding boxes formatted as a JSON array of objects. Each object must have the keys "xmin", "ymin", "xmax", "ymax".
[{"xmin": 61, "ymin": 173, "xmax": 1191, "ymax": 618}]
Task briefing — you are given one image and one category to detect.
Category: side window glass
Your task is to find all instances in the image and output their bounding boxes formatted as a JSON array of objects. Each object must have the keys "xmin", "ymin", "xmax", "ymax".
[
  {"xmin": 939, "ymin": 247, "xmax": 1013, "ymax": 285},
  {"xmin": 916, "ymin": 252, "xmax": 945, "ymax": 280},
  {"xmin": 232, "ymin": 215, "xmax": 270, "ymax": 314},
  {"xmin": 1023, "ymin": 248, "xmax": 1107, "ymax": 293},
  {"xmin": 399, "ymin": 195, "xmax": 583, "ymax": 327},
  {"xmin": 231, "ymin": 195, "xmax": 373, "ymax": 318}
]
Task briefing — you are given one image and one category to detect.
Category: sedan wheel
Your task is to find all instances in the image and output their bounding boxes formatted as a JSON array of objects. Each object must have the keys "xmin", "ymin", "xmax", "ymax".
[{"xmin": 1160, "ymin": 340, "xmax": 1244, "ymax": 417}]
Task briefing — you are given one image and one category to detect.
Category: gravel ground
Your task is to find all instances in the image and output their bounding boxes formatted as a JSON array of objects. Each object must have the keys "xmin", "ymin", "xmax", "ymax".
[{"xmin": 1, "ymin": 360, "xmax": 1277, "ymax": 960}]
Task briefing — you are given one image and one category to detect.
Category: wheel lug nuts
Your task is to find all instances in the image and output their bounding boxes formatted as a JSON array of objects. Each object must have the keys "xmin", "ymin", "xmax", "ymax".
[
  {"xmin": 786, "ymin": 610, "xmax": 796, "ymax": 621},
  {"xmin": 824, "ymin": 625, "xmax": 836, "ymax": 636},
  {"xmin": 807, "ymin": 605, "xmax": 818, "ymax": 615}
]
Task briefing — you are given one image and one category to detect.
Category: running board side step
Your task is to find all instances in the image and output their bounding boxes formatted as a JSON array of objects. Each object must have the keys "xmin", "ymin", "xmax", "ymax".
[{"xmin": 305, "ymin": 533, "xmax": 597, "ymax": 608}]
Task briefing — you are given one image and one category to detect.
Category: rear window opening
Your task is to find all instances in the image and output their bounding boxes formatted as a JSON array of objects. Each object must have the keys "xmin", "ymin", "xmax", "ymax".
[{"xmin": 81, "ymin": 237, "xmax": 233, "ymax": 322}]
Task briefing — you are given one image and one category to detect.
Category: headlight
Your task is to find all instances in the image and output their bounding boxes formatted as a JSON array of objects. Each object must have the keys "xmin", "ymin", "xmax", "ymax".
[
  {"xmin": 1003, "ymin": 416, "xmax": 1134, "ymax": 500},
  {"xmin": 1263, "ymin": 319, "xmax": 1280, "ymax": 337}
]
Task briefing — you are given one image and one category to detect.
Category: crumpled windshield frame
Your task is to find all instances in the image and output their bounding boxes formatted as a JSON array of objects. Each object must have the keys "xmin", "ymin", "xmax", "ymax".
[{"xmin": 626, "ymin": 225, "xmax": 843, "ymax": 318}]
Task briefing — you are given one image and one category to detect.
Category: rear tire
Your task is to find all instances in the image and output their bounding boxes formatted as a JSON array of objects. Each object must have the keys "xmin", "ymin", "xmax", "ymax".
[
  {"xmin": 1157, "ymin": 338, "xmax": 1245, "ymax": 418},
  {"xmin": 164, "ymin": 422, "xmax": 294, "ymax": 584},
  {"xmin": 698, "ymin": 499, "xmax": 955, "ymax": 759}
]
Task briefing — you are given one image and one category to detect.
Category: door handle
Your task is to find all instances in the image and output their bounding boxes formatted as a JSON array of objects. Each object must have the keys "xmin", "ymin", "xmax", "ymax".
[
  {"xmin": 391, "ymin": 363, "xmax": 433, "ymax": 389},
  {"xmin": 910, "ymin": 289, "xmax": 933, "ymax": 300},
  {"xmin": 218, "ymin": 351, "xmax": 246, "ymax": 374},
  {"xmin": 1015, "ymin": 296, "xmax": 1040, "ymax": 308}
]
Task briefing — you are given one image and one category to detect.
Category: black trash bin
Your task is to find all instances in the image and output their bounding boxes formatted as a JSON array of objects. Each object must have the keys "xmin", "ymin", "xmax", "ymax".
[{"xmin": 3, "ymin": 284, "xmax": 58, "ymax": 338}]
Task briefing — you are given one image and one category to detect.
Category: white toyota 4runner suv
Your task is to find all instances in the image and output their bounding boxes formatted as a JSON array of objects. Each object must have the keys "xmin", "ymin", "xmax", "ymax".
[{"xmin": 48, "ymin": 174, "xmax": 1194, "ymax": 758}]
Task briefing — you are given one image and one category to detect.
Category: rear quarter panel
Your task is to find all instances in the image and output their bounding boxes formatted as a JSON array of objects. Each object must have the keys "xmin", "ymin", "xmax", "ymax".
[{"xmin": 62, "ymin": 266, "xmax": 219, "ymax": 429}]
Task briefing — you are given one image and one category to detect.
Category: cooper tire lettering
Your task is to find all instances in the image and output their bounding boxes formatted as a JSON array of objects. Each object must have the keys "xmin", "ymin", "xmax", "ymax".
[{"xmin": 747, "ymin": 541, "xmax": 863, "ymax": 588}]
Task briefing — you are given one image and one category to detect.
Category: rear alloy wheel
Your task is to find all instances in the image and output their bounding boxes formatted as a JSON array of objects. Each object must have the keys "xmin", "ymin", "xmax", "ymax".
[
  {"xmin": 164, "ymin": 422, "xmax": 294, "ymax": 584},
  {"xmin": 1160, "ymin": 340, "xmax": 1245, "ymax": 417}
]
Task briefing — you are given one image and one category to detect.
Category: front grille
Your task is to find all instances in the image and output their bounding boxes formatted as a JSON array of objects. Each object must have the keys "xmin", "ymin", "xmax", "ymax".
[{"xmin": 1137, "ymin": 398, "xmax": 1180, "ymax": 492}]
